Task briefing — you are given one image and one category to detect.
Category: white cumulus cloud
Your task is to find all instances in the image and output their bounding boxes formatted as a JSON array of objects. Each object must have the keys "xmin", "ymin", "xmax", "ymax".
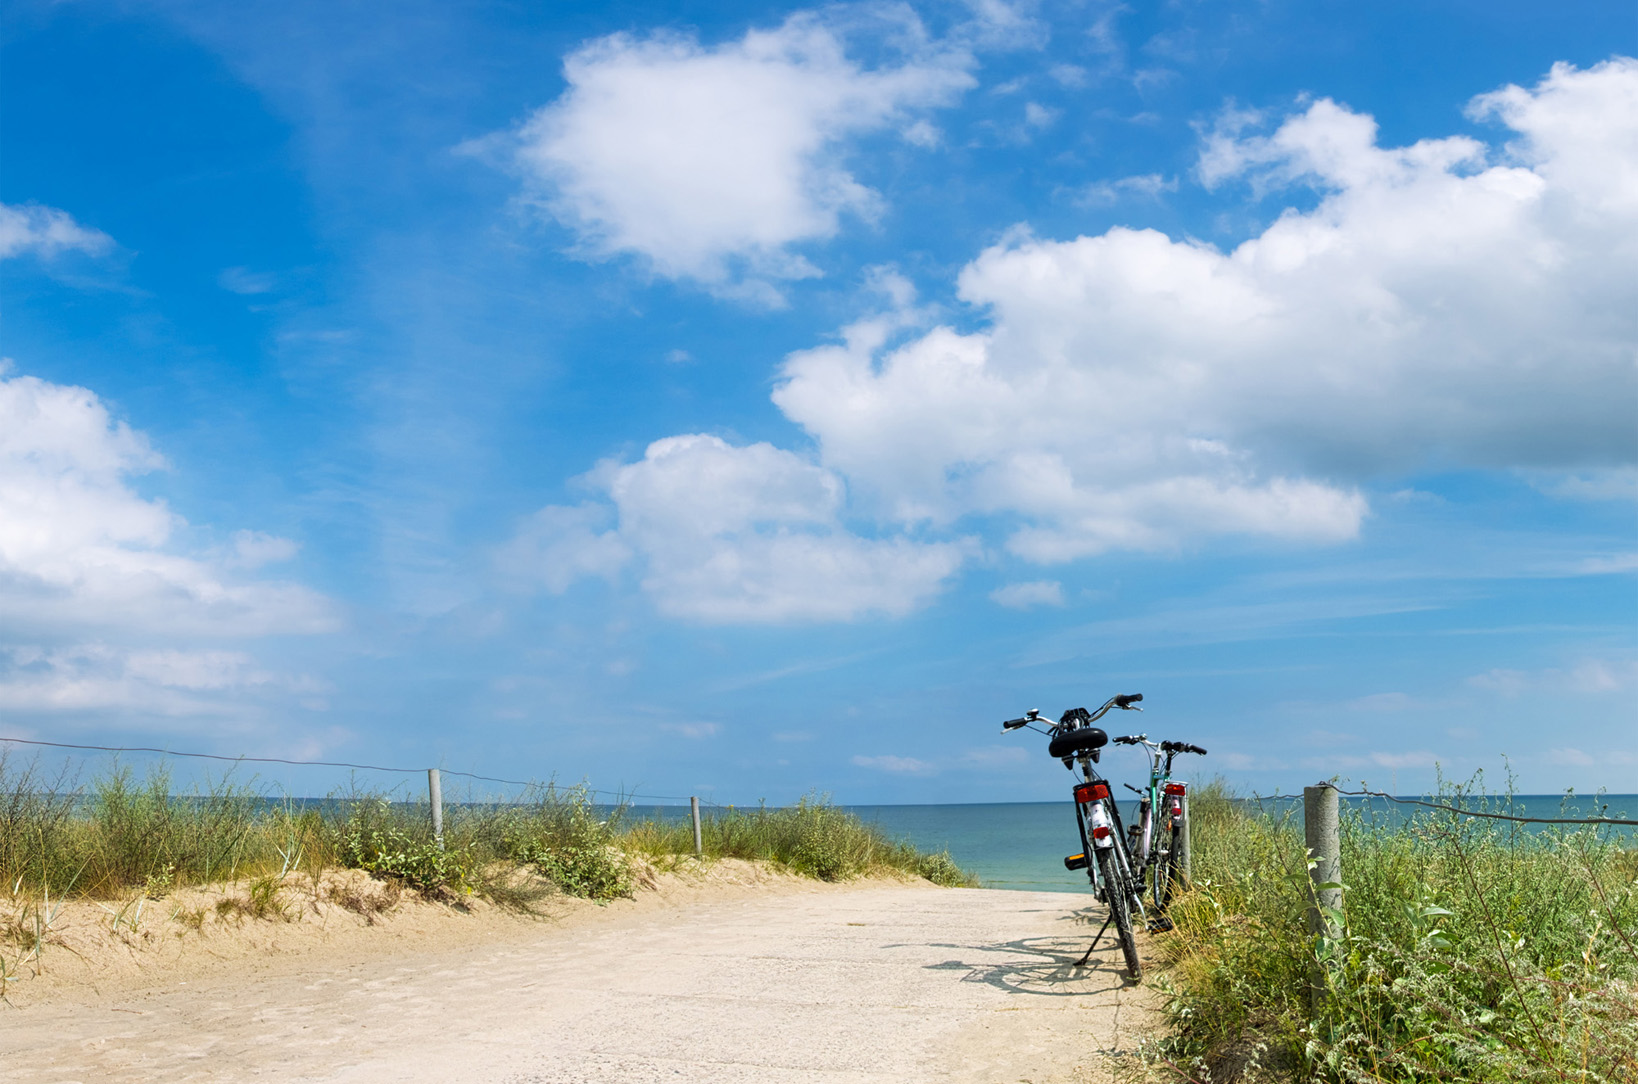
[
  {"xmin": 509, "ymin": 58, "xmax": 1638, "ymax": 626},
  {"xmin": 0, "ymin": 369, "xmax": 336, "ymax": 640},
  {"xmin": 506, "ymin": 10, "xmax": 974, "ymax": 299},
  {"xmin": 506, "ymin": 434, "xmax": 966, "ymax": 623},
  {"xmin": 772, "ymin": 58, "xmax": 1637, "ymax": 558}
]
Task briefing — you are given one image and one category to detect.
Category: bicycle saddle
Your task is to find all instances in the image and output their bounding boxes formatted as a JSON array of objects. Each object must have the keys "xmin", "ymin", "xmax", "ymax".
[{"xmin": 1048, "ymin": 726, "xmax": 1108, "ymax": 758}]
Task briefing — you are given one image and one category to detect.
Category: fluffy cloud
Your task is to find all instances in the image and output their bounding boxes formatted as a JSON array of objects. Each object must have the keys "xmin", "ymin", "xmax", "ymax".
[
  {"xmin": 514, "ymin": 59, "xmax": 1637, "ymax": 625},
  {"xmin": 509, "ymin": 434, "xmax": 966, "ymax": 623},
  {"xmin": 508, "ymin": 10, "xmax": 974, "ymax": 299},
  {"xmin": 772, "ymin": 58, "xmax": 1636, "ymax": 559},
  {"xmin": 0, "ymin": 370, "xmax": 336, "ymax": 729},
  {"xmin": 0, "ymin": 203, "xmax": 113, "ymax": 260},
  {"xmin": 0, "ymin": 370, "xmax": 335, "ymax": 639}
]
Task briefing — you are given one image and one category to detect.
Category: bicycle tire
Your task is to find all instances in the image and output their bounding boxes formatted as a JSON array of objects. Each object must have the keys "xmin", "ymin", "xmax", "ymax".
[
  {"xmin": 1164, "ymin": 817, "xmax": 1190, "ymax": 908},
  {"xmin": 1095, "ymin": 845, "xmax": 1143, "ymax": 981},
  {"xmin": 1157, "ymin": 824, "xmax": 1182, "ymax": 911}
]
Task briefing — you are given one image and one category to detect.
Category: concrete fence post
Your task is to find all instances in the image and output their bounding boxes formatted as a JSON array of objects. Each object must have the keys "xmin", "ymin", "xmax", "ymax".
[
  {"xmin": 429, "ymin": 768, "xmax": 444, "ymax": 849},
  {"xmin": 1304, "ymin": 782, "xmax": 1341, "ymax": 1010},
  {"xmin": 690, "ymin": 796, "xmax": 703, "ymax": 857}
]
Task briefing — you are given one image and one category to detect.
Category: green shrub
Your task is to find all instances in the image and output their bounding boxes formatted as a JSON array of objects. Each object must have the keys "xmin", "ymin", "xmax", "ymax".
[
  {"xmin": 334, "ymin": 800, "xmax": 474, "ymax": 895},
  {"xmin": 501, "ymin": 788, "xmax": 634, "ymax": 901},
  {"xmin": 912, "ymin": 849, "xmax": 971, "ymax": 887}
]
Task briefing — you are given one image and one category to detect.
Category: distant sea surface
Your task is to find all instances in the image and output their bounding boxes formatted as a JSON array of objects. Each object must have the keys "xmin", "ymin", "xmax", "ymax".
[{"xmin": 842, "ymin": 795, "xmax": 1638, "ymax": 893}]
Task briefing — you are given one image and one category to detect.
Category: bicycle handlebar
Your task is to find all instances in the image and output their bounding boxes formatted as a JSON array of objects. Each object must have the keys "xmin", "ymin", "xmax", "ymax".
[
  {"xmin": 1162, "ymin": 740, "xmax": 1208, "ymax": 755},
  {"xmin": 1000, "ymin": 694, "xmax": 1143, "ymax": 736}
]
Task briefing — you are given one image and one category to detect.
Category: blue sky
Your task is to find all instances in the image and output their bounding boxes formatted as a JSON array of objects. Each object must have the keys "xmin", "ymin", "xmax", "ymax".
[{"xmin": 2, "ymin": 0, "xmax": 1634, "ymax": 803}]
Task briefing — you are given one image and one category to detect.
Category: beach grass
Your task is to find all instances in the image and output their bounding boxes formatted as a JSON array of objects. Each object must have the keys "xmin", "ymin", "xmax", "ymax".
[
  {"xmin": 0, "ymin": 751, "xmax": 972, "ymax": 915},
  {"xmin": 621, "ymin": 797, "xmax": 976, "ymax": 886},
  {"xmin": 1142, "ymin": 776, "xmax": 1638, "ymax": 1083}
]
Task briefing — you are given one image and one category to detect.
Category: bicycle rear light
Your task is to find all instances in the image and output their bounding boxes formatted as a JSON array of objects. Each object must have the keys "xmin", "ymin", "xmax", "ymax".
[
  {"xmin": 1087, "ymin": 801, "xmax": 1114, "ymax": 848},
  {"xmin": 1164, "ymin": 782, "xmax": 1187, "ymax": 796},
  {"xmin": 1074, "ymin": 782, "xmax": 1111, "ymax": 804}
]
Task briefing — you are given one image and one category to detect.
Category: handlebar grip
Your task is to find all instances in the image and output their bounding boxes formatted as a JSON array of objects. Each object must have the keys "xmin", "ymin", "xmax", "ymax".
[
  {"xmin": 1002, "ymin": 716, "xmax": 1030, "ymax": 730},
  {"xmin": 1113, "ymin": 693, "xmax": 1143, "ymax": 707},
  {"xmin": 1187, "ymin": 743, "xmax": 1208, "ymax": 755},
  {"xmin": 1112, "ymin": 735, "xmax": 1139, "ymax": 745}
]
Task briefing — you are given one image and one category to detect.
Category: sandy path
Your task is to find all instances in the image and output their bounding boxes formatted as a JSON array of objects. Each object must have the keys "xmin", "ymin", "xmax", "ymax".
[{"xmin": 3, "ymin": 883, "xmax": 1155, "ymax": 1083}]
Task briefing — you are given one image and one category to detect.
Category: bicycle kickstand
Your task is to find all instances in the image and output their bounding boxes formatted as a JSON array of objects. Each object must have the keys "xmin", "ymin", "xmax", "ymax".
[{"xmin": 1075, "ymin": 914, "xmax": 1115, "ymax": 967}]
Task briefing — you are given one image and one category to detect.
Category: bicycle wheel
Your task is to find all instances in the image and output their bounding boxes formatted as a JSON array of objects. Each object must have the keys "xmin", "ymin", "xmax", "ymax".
[{"xmin": 1095, "ymin": 845, "xmax": 1143, "ymax": 981}]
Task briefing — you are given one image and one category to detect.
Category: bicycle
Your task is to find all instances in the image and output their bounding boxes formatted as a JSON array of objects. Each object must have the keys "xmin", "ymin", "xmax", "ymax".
[
  {"xmin": 1111, "ymin": 734, "xmax": 1207, "ymax": 918},
  {"xmin": 1002, "ymin": 693, "xmax": 1148, "ymax": 981}
]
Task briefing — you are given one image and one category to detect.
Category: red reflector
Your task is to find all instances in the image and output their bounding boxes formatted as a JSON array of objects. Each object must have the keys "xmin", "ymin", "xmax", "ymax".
[
  {"xmin": 1164, "ymin": 782, "xmax": 1187, "ymax": 796},
  {"xmin": 1091, "ymin": 825, "xmax": 1112, "ymax": 840},
  {"xmin": 1075, "ymin": 782, "xmax": 1111, "ymax": 803},
  {"xmin": 1170, "ymin": 801, "xmax": 1183, "ymax": 816}
]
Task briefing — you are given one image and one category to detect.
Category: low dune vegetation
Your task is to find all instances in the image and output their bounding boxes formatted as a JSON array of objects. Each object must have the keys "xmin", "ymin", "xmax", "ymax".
[
  {"xmin": 0, "ymin": 751, "xmax": 972, "ymax": 984},
  {"xmin": 624, "ymin": 797, "xmax": 974, "ymax": 886},
  {"xmin": 1141, "ymin": 778, "xmax": 1638, "ymax": 1084}
]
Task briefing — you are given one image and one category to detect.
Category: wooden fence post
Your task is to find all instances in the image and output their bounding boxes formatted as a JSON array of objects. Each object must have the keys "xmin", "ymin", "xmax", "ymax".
[
  {"xmin": 429, "ymin": 768, "xmax": 444, "ymax": 849},
  {"xmin": 1304, "ymin": 782, "xmax": 1341, "ymax": 1010},
  {"xmin": 690, "ymin": 796, "xmax": 702, "ymax": 857}
]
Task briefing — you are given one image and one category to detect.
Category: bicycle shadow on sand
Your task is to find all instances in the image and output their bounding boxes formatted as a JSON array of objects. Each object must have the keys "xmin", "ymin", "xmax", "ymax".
[{"xmin": 899, "ymin": 905, "xmax": 1137, "ymax": 998}]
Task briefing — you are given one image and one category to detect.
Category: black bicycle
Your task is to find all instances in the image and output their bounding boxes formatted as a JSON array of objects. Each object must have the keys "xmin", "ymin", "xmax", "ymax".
[{"xmin": 1003, "ymin": 694, "xmax": 1147, "ymax": 981}]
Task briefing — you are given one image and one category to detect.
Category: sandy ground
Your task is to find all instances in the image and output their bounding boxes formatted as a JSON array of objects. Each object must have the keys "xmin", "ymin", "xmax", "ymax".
[{"xmin": 2, "ymin": 863, "xmax": 1158, "ymax": 1083}]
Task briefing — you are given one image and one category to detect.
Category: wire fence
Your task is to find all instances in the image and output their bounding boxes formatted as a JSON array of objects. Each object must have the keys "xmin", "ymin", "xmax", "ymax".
[
  {"xmin": 1253, "ymin": 784, "xmax": 1633, "ymax": 827},
  {"xmin": 0, "ymin": 735, "xmax": 717, "ymax": 807},
  {"xmin": 6, "ymin": 735, "xmax": 1630, "ymax": 825}
]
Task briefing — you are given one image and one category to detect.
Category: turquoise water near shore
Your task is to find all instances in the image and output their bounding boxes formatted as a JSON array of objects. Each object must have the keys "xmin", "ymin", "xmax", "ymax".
[{"xmin": 844, "ymin": 794, "xmax": 1638, "ymax": 893}]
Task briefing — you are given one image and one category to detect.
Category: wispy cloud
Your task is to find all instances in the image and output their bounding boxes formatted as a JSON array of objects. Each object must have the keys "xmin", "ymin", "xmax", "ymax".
[{"xmin": 851, "ymin": 753, "xmax": 936, "ymax": 775}]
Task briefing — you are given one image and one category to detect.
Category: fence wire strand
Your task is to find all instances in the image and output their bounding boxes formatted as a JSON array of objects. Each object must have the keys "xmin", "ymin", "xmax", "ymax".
[
  {"xmin": 1253, "ymin": 784, "xmax": 1632, "ymax": 826},
  {"xmin": 0, "ymin": 735, "xmax": 710, "ymax": 806}
]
